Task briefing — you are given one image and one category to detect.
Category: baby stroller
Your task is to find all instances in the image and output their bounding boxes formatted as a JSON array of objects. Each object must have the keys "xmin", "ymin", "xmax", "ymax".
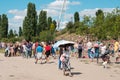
[
  {"xmin": 60, "ymin": 53, "xmax": 72, "ymax": 77},
  {"xmin": 101, "ymin": 49, "xmax": 110, "ymax": 68}
]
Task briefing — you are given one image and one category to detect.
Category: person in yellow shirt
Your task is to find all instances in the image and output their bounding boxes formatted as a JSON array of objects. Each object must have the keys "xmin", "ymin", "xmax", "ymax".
[
  {"xmin": 114, "ymin": 39, "xmax": 120, "ymax": 63},
  {"xmin": 114, "ymin": 40, "xmax": 119, "ymax": 53}
]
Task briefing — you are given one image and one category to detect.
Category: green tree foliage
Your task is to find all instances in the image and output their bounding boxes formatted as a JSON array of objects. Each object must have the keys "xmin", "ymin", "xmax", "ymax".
[
  {"xmin": 50, "ymin": 23, "xmax": 55, "ymax": 34},
  {"xmin": 23, "ymin": 17, "xmax": 31, "ymax": 40},
  {"xmin": 8, "ymin": 29, "xmax": 14, "ymax": 38},
  {"xmin": 53, "ymin": 20, "xmax": 57, "ymax": 29},
  {"xmin": 1, "ymin": 14, "xmax": 8, "ymax": 38},
  {"xmin": 0, "ymin": 15, "xmax": 1, "ymax": 38},
  {"xmin": 66, "ymin": 21, "xmax": 75, "ymax": 33},
  {"xmin": 23, "ymin": 2, "xmax": 37, "ymax": 40},
  {"xmin": 67, "ymin": 21, "xmax": 74, "ymax": 30},
  {"xmin": 40, "ymin": 30, "xmax": 54, "ymax": 42},
  {"xmin": 47, "ymin": 17, "xmax": 52, "ymax": 30},
  {"xmin": 74, "ymin": 12, "xmax": 80, "ymax": 22},
  {"xmin": 95, "ymin": 9, "xmax": 104, "ymax": 26},
  {"xmin": 0, "ymin": 15, "xmax": 1, "ymax": 26},
  {"xmin": 14, "ymin": 30, "xmax": 18, "ymax": 37},
  {"xmin": 65, "ymin": 8, "xmax": 120, "ymax": 40},
  {"xmin": 19, "ymin": 26, "xmax": 22, "ymax": 37},
  {"xmin": 38, "ymin": 10, "xmax": 47, "ymax": 30}
]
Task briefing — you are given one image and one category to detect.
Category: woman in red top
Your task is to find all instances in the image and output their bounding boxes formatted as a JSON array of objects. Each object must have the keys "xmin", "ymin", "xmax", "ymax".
[{"xmin": 45, "ymin": 43, "xmax": 51, "ymax": 62}]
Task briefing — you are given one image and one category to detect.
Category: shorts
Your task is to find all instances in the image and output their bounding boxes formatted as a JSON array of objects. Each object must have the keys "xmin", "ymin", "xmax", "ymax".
[
  {"xmin": 37, "ymin": 53, "xmax": 42, "ymax": 59},
  {"xmin": 45, "ymin": 50, "xmax": 50, "ymax": 58}
]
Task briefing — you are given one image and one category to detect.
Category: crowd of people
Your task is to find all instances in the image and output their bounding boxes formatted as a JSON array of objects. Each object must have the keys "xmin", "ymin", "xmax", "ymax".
[{"xmin": 0, "ymin": 39, "xmax": 120, "ymax": 76}]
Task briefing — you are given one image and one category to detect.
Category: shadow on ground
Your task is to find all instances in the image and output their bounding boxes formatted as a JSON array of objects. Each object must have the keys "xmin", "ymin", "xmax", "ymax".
[{"xmin": 71, "ymin": 72, "xmax": 82, "ymax": 76}]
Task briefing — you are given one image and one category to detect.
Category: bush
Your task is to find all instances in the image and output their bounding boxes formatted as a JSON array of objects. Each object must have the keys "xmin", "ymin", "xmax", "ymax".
[{"xmin": 40, "ymin": 30, "xmax": 55, "ymax": 42}]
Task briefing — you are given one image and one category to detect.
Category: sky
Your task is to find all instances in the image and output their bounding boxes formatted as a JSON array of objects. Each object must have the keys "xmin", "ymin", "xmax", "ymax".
[{"xmin": 0, "ymin": 0, "xmax": 120, "ymax": 32}]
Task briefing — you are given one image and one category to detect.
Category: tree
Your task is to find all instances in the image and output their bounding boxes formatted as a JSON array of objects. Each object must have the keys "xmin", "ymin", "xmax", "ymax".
[
  {"xmin": 64, "ymin": 8, "xmax": 120, "ymax": 40},
  {"xmin": 8, "ymin": 29, "xmax": 14, "ymax": 38},
  {"xmin": 66, "ymin": 21, "xmax": 74, "ymax": 30},
  {"xmin": 50, "ymin": 23, "xmax": 55, "ymax": 34},
  {"xmin": 40, "ymin": 30, "xmax": 54, "ymax": 42},
  {"xmin": 0, "ymin": 15, "xmax": 1, "ymax": 38},
  {"xmin": 53, "ymin": 20, "xmax": 57, "ymax": 29},
  {"xmin": 74, "ymin": 12, "xmax": 80, "ymax": 22},
  {"xmin": 37, "ymin": 10, "xmax": 47, "ymax": 35},
  {"xmin": 14, "ymin": 30, "xmax": 18, "ymax": 37},
  {"xmin": 23, "ymin": 2, "xmax": 37, "ymax": 40},
  {"xmin": 23, "ymin": 17, "xmax": 31, "ymax": 40},
  {"xmin": 19, "ymin": 26, "xmax": 22, "ymax": 37},
  {"xmin": 95, "ymin": 9, "xmax": 104, "ymax": 26},
  {"xmin": 83, "ymin": 15, "xmax": 91, "ymax": 26},
  {"xmin": 1, "ymin": 14, "xmax": 8, "ymax": 38},
  {"xmin": 0, "ymin": 15, "xmax": 1, "ymax": 26},
  {"xmin": 47, "ymin": 17, "xmax": 52, "ymax": 30}
]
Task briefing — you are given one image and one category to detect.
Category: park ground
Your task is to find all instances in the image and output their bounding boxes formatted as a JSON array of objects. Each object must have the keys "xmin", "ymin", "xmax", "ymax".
[{"xmin": 0, "ymin": 53, "xmax": 120, "ymax": 80}]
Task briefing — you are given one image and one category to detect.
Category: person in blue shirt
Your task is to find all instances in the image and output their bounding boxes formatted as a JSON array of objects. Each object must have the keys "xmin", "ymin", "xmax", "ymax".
[{"xmin": 35, "ymin": 43, "xmax": 43, "ymax": 64}]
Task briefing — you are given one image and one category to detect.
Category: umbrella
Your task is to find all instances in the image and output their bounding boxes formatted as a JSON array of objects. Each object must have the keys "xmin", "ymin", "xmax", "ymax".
[{"xmin": 53, "ymin": 40, "xmax": 75, "ymax": 48}]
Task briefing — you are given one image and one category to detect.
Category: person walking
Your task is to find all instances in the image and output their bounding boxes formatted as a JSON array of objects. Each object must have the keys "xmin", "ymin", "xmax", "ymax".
[
  {"xmin": 35, "ymin": 43, "xmax": 43, "ymax": 64},
  {"xmin": 58, "ymin": 47, "xmax": 64, "ymax": 69},
  {"xmin": 44, "ymin": 42, "xmax": 51, "ymax": 63}
]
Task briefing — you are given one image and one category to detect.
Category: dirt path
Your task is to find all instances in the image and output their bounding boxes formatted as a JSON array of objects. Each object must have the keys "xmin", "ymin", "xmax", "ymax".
[{"xmin": 0, "ymin": 53, "xmax": 120, "ymax": 80}]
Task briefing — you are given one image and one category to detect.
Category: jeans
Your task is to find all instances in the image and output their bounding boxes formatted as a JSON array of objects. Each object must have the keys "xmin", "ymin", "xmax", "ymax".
[
  {"xmin": 95, "ymin": 47, "xmax": 99, "ymax": 58},
  {"xmin": 88, "ymin": 49, "xmax": 91, "ymax": 58},
  {"xmin": 90, "ymin": 52, "xmax": 95, "ymax": 59},
  {"xmin": 58, "ymin": 57, "xmax": 62, "ymax": 69}
]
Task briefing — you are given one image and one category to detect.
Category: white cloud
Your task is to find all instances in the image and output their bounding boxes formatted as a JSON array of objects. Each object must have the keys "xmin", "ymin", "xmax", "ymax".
[
  {"xmin": 8, "ymin": 9, "xmax": 27, "ymax": 16},
  {"xmin": 7, "ymin": 0, "xmax": 80, "ymax": 31},
  {"xmin": 14, "ymin": 15, "xmax": 24, "ymax": 20},
  {"xmin": 43, "ymin": 9, "xmax": 59, "ymax": 17},
  {"xmin": 79, "ymin": 8, "xmax": 115, "ymax": 17},
  {"xmin": 47, "ymin": 0, "xmax": 80, "ymax": 10},
  {"xmin": 45, "ymin": 0, "xmax": 80, "ymax": 15},
  {"xmin": 8, "ymin": 9, "xmax": 27, "ymax": 33}
]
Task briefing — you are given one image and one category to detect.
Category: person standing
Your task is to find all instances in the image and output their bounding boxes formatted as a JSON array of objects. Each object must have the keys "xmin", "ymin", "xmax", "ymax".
[
  {"xmin": 22, "ymin": 42, "xmax": 29, "ymax": 58},
  {"xmin": 114, "ymin": 39, "xmax": 119, "ymax": 53},
  {"xmin": 35, "ymin": 44, "xmax": 43, "ymax": 64},
  {"xmin": 86, "ymin": 40, "xmax": 92, "ymax": 58},
  {"xmin": 51, "ymin": 43, "xmax": 56, "ymax": 59},
  {"xmin": 78, "ymin": 42, "xmax": 83, "ymax": 58},
  {"xmin": 58, "ymin": 47, "xmax": 64, "ymax": 69},
  {"xmin": 26, "ymin": 41, "xmax": 32, "ymax": 58},
  {"xmin": 113, "ymin": 39, "xmax": 119, "ymax": 63},
  {"xmin": 73, "ymin": 41, "xmax": 79, "ymax": 57},
  {"xmin": 44, "ymin": 42, "xmax": 51, "ymax": 63}
]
